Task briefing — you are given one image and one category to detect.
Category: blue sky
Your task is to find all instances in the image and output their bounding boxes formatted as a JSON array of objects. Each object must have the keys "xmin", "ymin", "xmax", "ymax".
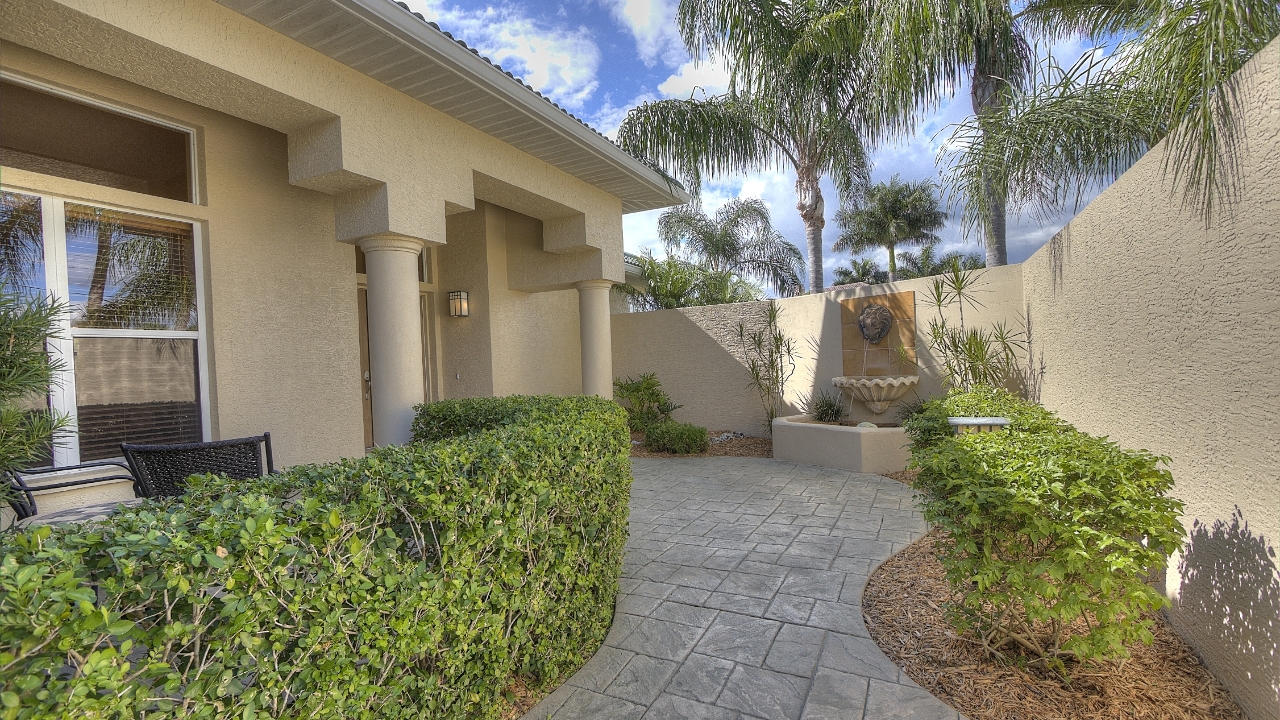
[{"xmin": 401, "ymin": 0, "xmax": 1095, "ymax": 289}]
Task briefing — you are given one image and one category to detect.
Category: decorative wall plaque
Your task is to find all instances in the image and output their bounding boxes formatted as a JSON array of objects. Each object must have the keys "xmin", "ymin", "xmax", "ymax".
[{"xmin": 857, "ymin": 303, "xmax": 894, "ymax": 344}]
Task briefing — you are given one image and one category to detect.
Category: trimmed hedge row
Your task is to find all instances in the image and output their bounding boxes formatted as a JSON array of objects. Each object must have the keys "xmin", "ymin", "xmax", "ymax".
[
  {"xmin": 1, "ymin": 395, "xmax": 630, "ymax": 719},
  {"xmin": 905, "ymin": 387, "xmax": 1184, "ymax": 668}
]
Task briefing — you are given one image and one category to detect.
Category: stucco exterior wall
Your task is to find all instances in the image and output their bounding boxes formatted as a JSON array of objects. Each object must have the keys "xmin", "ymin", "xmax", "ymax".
[
  {"xmin": 4, "ymin": 0, "xmax": 637, "ymax": 464},
  {"xmin": 2, "ymin": 44, "xmax": 366, "ymax": 467},
  {"xmin": 438, "ymin": 202, "xmax": 583, "ymax": 399},
  {"xmin": 1022, "ymin": 38, "xmax": 1280, "ymax": 720},
  {"xmin": 487, "ymin": 209, "xmax": 583, "ymax": 397},
  {"xmin": 611, "ymin": 264, "xmax": 1027, "ymax": 436},
  {"xmin": 438, "ymin": 208, "xmax": 496, "ymax": 399},
  {"xmin": 1, "ymin": 0, "xmax": 627, "ymax": 278}
]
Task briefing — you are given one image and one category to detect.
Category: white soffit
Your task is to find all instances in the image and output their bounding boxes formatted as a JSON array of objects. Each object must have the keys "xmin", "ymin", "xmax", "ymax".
[{"xmin": 214, "ymin": 0, "xmax": 689, "ymax": 213}]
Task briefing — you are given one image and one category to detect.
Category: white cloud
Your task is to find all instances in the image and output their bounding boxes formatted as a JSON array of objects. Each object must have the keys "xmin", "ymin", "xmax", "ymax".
[
  {"xmin": 657, "ymin": 59, "xmax": 731, "ymax": 98},
  {"xmin": 598, "ymin": 0, "xmax": 685, "ymax": 66},
  {"xmin": 402, "ymin": 0, "xmax": 601, "ymax": 110},
  {"xmin": 591, "ymin": 58, "xmax": 728, "ymax": 138},
  {"xmin": 591, "ymin": 91, "xmax": 657, "ymax": 139}
]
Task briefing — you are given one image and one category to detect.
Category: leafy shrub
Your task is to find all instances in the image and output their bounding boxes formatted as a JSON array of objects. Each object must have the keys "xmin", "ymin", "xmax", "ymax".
[
  {"xmin": 644, "ymin": 421, "xmax": 709, "ymax": 454},
  {"xmin": 1, "ymin": 396, "xmax": 630, "ymax": 719},
  {"xmin": 0, "ymin": 289, "xmax": 70, "ymax": 474},
  {"xmin": 901, "ymin": 399, "xmax": 953, "ymax": 448},
  {"xmin": 410, "ymin": 393, "xmax": 598, "ymax": 441},
  {"xmin": 612, "ymin": 373, "xmax": 682, "ymax": 432},
  {"xmin": 801, "ymin": 390, "xmax": 844, "ymax": 423},
  {"xmin": 936, "ymin": 385, "xmax": 1062, "ymax": 435},
  {"xmin": 903, "ymin": 385, "xmax": 1064, "ymax": 450},
  {"xmin": 909, "ymin": 388, "xmax": 1184, "ymax": 670}
]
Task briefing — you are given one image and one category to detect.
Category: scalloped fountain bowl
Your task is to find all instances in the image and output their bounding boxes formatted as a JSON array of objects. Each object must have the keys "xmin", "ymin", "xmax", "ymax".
[{"xmin": 832, "ymin": 375, "xmax": 920, "ymax": 415}]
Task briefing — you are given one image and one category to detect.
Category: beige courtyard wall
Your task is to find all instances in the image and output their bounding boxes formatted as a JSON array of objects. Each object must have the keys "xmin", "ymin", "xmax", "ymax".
[
  {"xmin": 1021, "ymin": 38, "xmax": 1280, "ymax": 720},
  {"xmin": 610, "ymin": 263, "xmax": 1026, "ymax": 436},
  {"xmin": 1, "ymin": 43, "xmax": 366, "ymax": 468}
]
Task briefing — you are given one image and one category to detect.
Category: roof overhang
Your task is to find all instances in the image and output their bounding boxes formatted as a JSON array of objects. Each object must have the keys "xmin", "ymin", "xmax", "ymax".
[{"xmin": 215, "ymin": 0, "xmax": 690, "ymax": 213}]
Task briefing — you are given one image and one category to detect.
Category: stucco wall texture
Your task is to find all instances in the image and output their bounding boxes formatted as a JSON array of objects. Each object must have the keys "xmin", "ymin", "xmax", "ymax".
[
  {"xmin": 614, "ymin": 39, "xmax": 1280, "ymax": 718},
  {"xmin": 0, "ymin": 0, "xmax": 628, "ymax": 267},
  {"xmin": 439, "ymin": 202, "xmax": 583, "ymax": 400},
  {"xmin": 1023, "ymin": 38, "xmax": 1280, "ymax": 720}
]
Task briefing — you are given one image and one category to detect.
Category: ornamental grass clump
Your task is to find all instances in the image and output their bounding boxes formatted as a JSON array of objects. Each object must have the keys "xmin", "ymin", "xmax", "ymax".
[
  {"xmin": 800, "ymin": 390, "xmax": 844, "ymax": 424},
  {"xmin": 1, "ymin": 395, "xmax": 630, "ymax": 719},
  {"xmin": 908, "ymin": 387, "xmax": 1184, "ymax": 672}
]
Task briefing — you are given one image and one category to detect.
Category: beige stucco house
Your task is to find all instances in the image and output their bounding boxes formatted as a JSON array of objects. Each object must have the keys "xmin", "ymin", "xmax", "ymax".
[{"xmin": 0, "ymin": 0, "xmax": 688, "ymax": 493}]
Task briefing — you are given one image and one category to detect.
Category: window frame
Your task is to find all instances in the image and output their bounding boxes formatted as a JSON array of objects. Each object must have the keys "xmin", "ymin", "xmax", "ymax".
[
  {"xmin": 0, "ymin": 72, "xmax": 201, "ymax": 205},
  {"xmin": 16, "ymin": 189, "xmax": 212, "ymax": 466}
]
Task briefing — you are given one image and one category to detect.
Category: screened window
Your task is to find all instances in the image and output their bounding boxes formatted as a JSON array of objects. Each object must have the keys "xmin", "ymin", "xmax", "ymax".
[
  {"xmin": 0, "ymin": 80, "xmax": 193, "ymax": 202},
  {"xmin": 0, "ymin": 189, "xmax": 204, "ymax": 465}
]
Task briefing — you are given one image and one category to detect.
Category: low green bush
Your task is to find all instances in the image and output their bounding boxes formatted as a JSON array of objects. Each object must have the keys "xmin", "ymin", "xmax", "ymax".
[
  {"xmin": 903, "ymin": 385, "xmax": 1064, "ymax": 449},
  {"xmin": 612, "ymin": 373, "xmax": 682, "ymax": 433},
  {"xmin": 909, "ymin": 387, "xmax": 1185, "ymax": 670},
  {"xmin": 644, "ymin": 421, "xmax": 709, "ymax": 455},
  {"xmin": 1, "ymin": 395, "xmax": 630, "ymax": 719}
]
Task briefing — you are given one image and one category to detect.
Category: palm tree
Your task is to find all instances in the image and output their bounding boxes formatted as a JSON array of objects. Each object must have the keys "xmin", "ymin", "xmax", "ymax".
[
  {"xmin": 658, "ymin": 199, "xmax": 805, "ymax": 296},
  {"xmin": 795, "ymin": 0, "xmax": 1031, "ymax": 266},
  {"xmin": 832, "ymin": 258, "xmax": 887, "ymax": 285},
  {"xmin": 0, "ymin": 192, "xmax": 45, "ymax": 296},
  {"xmin": 617, "ymin": 0, "xmax": 909, "ymax": 294},
  {"xmin": 834, "ymin": 176, "xmax": 946, "ymax": 281},
  {"xmin": 896, "ymin": 242, "xmax": 984, "ymax": 279},
  {"xmin": 943, "ymin": 0, "xmax": 1280, "ymax": 228},
  {"xmin": 614, "ymin": 251, "xmax": 763, "ymax": 311}
]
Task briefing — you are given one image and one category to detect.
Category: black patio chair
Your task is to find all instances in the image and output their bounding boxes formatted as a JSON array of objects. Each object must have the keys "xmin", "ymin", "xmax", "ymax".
[
  {"xmin": 4, "ymin": 461, "xmax": 135, "ymax": 521},
  {"xmin": 121, "ymin": 433, "xmax": 274, "ymax": 499}
]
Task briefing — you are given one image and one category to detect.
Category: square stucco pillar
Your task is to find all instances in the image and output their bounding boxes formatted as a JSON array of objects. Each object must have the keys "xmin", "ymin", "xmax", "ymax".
[
  {"xmin": 358, "ymin": 235, "xmax": 426, "ymax": 445},
  {"xmin": 576, "ymin": 280, "xmax": 613, "ymax": 397}
]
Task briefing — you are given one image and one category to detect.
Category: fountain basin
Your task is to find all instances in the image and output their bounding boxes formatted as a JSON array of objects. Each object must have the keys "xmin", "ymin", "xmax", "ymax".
[
  {"xmin": 832, "ymin": 375, "xmax": 920, "ymax": 415},
  {"xmin": 772, "ymin": 416, "xmax": 909, "ymax": 474}
]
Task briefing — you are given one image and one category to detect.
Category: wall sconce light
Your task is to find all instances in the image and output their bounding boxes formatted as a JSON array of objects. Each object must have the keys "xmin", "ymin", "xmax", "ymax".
[{"xmin": 448, "ymin": 291, "xmax": 469, "ymax": 317}]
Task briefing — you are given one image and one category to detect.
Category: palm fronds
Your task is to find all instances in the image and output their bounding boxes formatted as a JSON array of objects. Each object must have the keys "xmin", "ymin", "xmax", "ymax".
[
  {"xmin": 659, "ymin": 199, "xmax": 806, "ymax": 296},
  {"xmin": 948, "ymin": 0, "xmax": 1280, "ymax": 228},
  {"xmin": 834, "ymin": 175, "xmax": 947, "ymax": 279}
]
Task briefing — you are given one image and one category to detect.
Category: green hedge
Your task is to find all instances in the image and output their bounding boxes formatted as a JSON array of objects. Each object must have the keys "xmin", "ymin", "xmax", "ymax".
[
  {"xmin": 1, "ymin": 395, "xmax": 630, "ymax": 719},
  {"xmin": 643, "ymin": 421, "xmax": 709, "ymax": 455},
  {"xmin": 908, "ymin": 387, "xmax": 1184, "ymax": 668}
]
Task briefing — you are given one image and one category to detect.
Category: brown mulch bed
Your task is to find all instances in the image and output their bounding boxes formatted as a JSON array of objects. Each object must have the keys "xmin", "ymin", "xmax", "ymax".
[
  {"xmin": 628, "ymin": 430, "xmax": 773, "ymax": 458},
  {"xmin": 502, "ymin": 677, "xmax": 544, "ymax": 719},
  {"xmin": 882, "ymin": 468, "xmax": 919, "ymax": 486},
  {"xmin": 863, "ymin": 531, "xmax": 1247, "ymax": 720}
]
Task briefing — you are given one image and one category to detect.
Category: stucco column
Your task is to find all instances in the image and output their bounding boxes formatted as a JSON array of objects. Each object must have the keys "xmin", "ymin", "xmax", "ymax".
[
  {"xmin": 359, "ymin": 235, "xmax": 425, "ymax": 445},
  {"xmin": 576, "ymin": 279, "xmax": 614, "ymax": 397}
]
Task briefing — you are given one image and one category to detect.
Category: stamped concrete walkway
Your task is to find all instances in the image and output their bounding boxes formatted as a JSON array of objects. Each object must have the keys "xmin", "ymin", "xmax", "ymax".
[{"xmin": 526, "ymin": 456, "xmax": 962, "ymax": 720}]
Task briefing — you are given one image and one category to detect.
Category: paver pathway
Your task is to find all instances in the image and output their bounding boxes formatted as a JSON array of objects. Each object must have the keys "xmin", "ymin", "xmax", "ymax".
[{"xmin": 526, "ymin": 456, "xmax": 962, "ymax": 720}]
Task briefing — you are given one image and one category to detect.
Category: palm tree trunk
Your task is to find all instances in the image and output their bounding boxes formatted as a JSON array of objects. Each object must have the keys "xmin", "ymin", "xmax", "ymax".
[
  {"xmin": 972, "ymin": 66, "xmax": 1009, "ymax": 267},
  {"xmin": 795, "ymin": 169, "xmax": 825, "ymax": 293},
  {"xmin": 886, "ymin": 243, "xmax": 897, "ymax": 282},
  {"xmin": 87, "ymin": 218, "xmax": 112, "ymax": 313}
]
